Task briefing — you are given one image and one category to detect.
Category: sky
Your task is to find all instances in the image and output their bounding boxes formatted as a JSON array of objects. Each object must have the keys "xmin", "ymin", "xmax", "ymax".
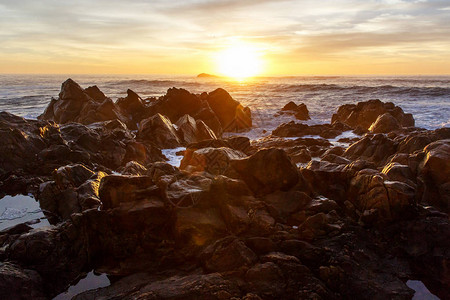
[{"xmin": 0, "ymin": 0, "xmax": 449, "ymax": 75}]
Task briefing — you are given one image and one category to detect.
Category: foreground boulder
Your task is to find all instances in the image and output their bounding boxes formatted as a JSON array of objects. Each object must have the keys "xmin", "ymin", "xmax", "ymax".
[
  {"xmin": 332, "ymin": 99, "xmax": 414, "ymax": 131},
  {"xmin": 232, "ymin": 148, "xmax": 299, "ymax": 196}
]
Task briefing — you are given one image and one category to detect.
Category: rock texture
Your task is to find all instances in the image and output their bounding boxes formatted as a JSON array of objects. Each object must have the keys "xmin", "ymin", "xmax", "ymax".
[{"xmin": 0, "ymin": 83, "xmax": 449, "ymax": 300}]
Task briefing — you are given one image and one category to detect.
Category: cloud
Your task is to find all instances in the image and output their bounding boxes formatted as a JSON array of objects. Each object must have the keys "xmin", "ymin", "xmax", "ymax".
[{"xmin": 0, "ymin": 0, "xmax": 449, "ymax": 73}]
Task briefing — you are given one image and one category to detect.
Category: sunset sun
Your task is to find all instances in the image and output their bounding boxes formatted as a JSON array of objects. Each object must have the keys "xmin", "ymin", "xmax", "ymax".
[{"xmin": 215, "ymin": 43, "xmax": 263, "ymax": 80}]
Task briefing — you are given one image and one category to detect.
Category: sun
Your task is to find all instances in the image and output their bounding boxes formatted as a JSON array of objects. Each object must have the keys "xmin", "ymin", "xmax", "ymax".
[{"xmin": 215, "ymin": 43, "xmax": 263, "ymax": 80}]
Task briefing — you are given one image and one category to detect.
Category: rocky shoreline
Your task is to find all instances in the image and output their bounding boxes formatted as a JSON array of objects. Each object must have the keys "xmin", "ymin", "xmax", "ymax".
[{"xmin": 0, "ymin": 79, "xmax": 448, "ymax": 299}]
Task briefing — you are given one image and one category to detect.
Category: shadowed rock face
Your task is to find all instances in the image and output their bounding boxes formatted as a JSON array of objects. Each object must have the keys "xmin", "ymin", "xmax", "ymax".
[{"xmin": 1, "ymin": 84, "xmax": 450, "ymax": 300}]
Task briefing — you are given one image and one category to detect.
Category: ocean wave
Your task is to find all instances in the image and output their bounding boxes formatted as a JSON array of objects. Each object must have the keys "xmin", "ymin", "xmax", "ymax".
[{"xmin": 271, "ymin": 83, "xmax": 450, "ymax": 97}]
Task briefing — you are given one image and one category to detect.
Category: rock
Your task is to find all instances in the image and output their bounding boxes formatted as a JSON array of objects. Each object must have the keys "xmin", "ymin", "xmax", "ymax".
[
  {"xmin": 118, "ymin": 161, "xmax": 148, "ymax": 176},
  {"xmin": 344, "ymin": 134, "xmax": 397, "ymax": 166},
  {"xmin": 245, "ymin": 262, "xmax": 285, "ymax": 297},
  {"xmin": 175, "ymin": 114, "xmax": 217, "ymax": 145},
  {"xmin": 116, "ymin": 89, "xmax": 147, "ymax": 128},
  {"xmin": 148, "ymin": 87, "xmax": 223, "ymax": 136},
  {"xmin": 99, "ymin": 175, "xmax": 159, "ymax": 209},
  {"xmin": 332, "ymin": 99, "xmax": 414, "ymax": 130},
  {"xmin": 206, "ymin": 88, "xmax": 252, "ymax": 131},
  {"xmin": 369, "ymin": 113, "xmax": 401, "ymax": 133},
  {"xmin": 38, "ymin": 164, "xmax": 106, "ymax": 220},
  {"xmin": 200, "ymin": 236, "xmax": 257, "ymax": 272},
  {"xmin": 348, "ymin": 169, "xmax": 416, "ymax": 222},
  {"xmin": 232, "ymin": 148, "xmax": 299, "ymax": 196},
  {"xmin": 301, "ymin": 160, "xmax": 349, "ymax": 202},
  {"xmin": 74, "ymin": 272, "xmax": 241, "ymax": 300},
  {"xmin": 418, "ymin": 139, "xmax": 450, "ymax": 211},
  {"xmin": 273, "ymin": 121, "xmax": 350, "ymax": 139},
  {"xmin": 280, "ymin": 101, "xmax": 310, "ymax": 120},
  {"xmin": 381, "ymin": 162, "xmax": 416, "ymax": 187},
  {"xmin": 0, "ymin": 262, "xmax": 46, "ymax": 300},
  {"xmin": 137, "ymin": 113, "xmax": 182, "ymax": 148},
  {"xmin": 174, "ymin": 207, "xmax": 226, "ymax": 249},
  {"xmin": 180, "ymin": 147, "xmax": 246, "ymax": 175},
  {"xmin": 39, "ymin": 78, "xmax": 127, "ymax": 126}
]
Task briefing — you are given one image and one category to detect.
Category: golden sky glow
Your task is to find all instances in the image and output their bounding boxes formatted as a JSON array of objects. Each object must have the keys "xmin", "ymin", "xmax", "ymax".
[
  {"xmin": 215, "ymin": 42, "xmax": 264, "ymax": 79},
  {"xmin": 0, "ymin": 0, "xmax": 450, "ymax": 75}
]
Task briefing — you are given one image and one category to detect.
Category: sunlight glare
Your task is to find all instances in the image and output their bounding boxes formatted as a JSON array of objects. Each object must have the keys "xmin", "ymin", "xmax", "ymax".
[{"xmin": 216, "ymin": 43, "xmax": 263, "ymax": 80}]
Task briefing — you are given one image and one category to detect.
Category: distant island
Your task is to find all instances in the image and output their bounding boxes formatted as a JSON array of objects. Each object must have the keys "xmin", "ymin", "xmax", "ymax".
[{"xmin": 197, "ymin": 73, "xmax": 220, "ymax": 78}]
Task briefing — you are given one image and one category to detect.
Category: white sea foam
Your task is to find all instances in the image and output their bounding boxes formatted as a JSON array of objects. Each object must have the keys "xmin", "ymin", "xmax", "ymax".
[{"xmin": 162, "ymin": 147, "xmax": 186, "ymax": 167}]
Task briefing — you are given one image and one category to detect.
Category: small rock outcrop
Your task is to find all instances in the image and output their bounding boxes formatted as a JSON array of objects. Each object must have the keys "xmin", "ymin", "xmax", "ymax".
[
  {"xmin": 279, "ymin": 101, "xmax": 310, "ymax": 120},
  {"xmin": 332, "ymin": 99, "xmax": 414, "ymax": 131}
]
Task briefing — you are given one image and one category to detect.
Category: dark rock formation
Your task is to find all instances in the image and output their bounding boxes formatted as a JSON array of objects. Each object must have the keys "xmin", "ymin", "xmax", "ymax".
[
  {"xmin": 279, "ymin": 101, "xmax": 311, "ymax": 120},
  {"xmin": 1, "ymin": 81, "xmax": 449, "ymax": 300},
  {"xmin": 332, "ymin": 99, "xmax": 414, "ymax": 131}
]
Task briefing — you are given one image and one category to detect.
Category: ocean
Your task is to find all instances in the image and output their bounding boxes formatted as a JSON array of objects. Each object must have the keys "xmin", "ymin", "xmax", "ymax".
[{"xmin": 0, "ymin": 74, "xmax": 449, "ymax": 140}]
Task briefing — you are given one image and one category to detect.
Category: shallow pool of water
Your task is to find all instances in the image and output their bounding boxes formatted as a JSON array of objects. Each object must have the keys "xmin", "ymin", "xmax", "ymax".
[
  {"xmin": 406, "ymin": 280, "xmax": 440, "ymax": 300},
  {"xmin": 0, "ymin": 194, "xmax": 50, "ymax": 231},
  {"xmin": 53, "ymin": 271, "xmax": 111, "ymax": 300}
]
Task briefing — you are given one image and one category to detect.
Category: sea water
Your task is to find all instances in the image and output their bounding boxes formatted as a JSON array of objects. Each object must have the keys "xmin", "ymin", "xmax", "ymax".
[{"xmin": 0, "ymin": 75, "xmax": 448, "ymax": 141}]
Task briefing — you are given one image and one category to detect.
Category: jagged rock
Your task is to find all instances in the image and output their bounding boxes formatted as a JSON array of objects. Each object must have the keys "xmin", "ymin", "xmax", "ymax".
[
  {"xmin": 180, "ymin": 147, "xmax": 246, "ymax": 176},
  {"xmin": 232, "ymin": 148, "xmax": 299, "ymax": 196},
  {"xmin": 39, "ymin": 79, "xmax": 128, "ymax": 126},
  {"xmin": 138, "ymin": 113, "xmax": 181, "ymax": 148},
  {"xmin": 175, "ymin": 114, "xmax": 217, "ymax": 145},
  {"xmin": 206, "ymin": 88, "xmax": 252, "ymax": 131},
  {"xmin": 118, "ymin": 161, "xmax": 148, "ymax": 175},
  {"xmin": 332, "ymin": 99, "xmax": 414, "ymax": 130},
  {"xmin": 279, "ymin": 101, "xmax": 310, "ymax": 120},
  {"xmin": 116, "ymin": 89, "xmax": 147, "ymax": 129}
]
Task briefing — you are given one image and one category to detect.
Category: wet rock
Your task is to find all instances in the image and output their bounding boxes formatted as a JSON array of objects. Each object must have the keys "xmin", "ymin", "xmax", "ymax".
[
  {"xmin": 200, "ymin": 236, "xmax": 257, "ymax": 272},
  {"xmin": 232, "ymin": 148, "xmax": 299, "ymax": 196},
  {"xmin": 137, "ymin": 113, "xmax": 181, "ymax": 148},
  {"xmin": 180, "ymin": 147, "xmax": 246, "ymax": 176},
  {"xmin": 332, "ymin": 99, "xmax": 414, "ymax": 130}
]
